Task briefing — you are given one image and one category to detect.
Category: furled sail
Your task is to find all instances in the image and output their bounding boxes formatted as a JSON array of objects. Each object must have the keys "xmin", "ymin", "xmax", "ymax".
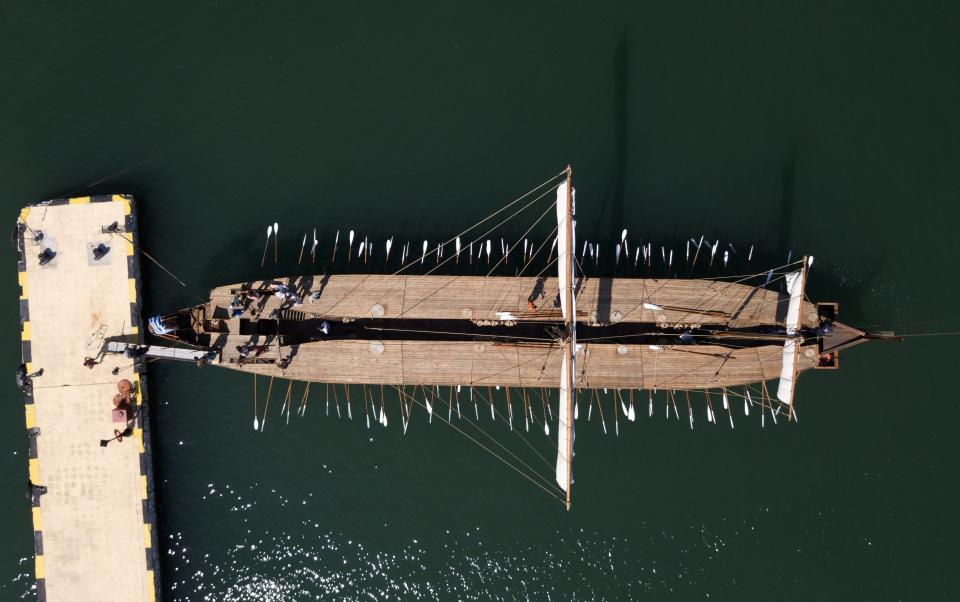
[
  {"xmin": 556, "ymin": 350, "xmax": 573, "ymax": 492},
  {"xmin": 555, "ymin": 180, "xmax": 571, "ymax": 322},
  {"xmin": 554, "ymin": 175, "xmax": 576, "ymax": 500},
  {"xmin": 776, "ymin": 268, "xmax": 805, "ymax": 404}
]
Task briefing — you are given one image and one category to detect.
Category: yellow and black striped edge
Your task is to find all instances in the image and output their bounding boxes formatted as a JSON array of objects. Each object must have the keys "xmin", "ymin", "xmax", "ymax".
[{"xmin": 15, "ymin": 195, "xmax": 161, "ymax": 602}]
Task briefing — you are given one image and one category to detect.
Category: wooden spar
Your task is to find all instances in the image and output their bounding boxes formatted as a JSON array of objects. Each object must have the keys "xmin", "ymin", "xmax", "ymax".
[
  {"xmin": 561, "ymin": 164, "xmax": 575, "ymax": 511},
  {"xmin": 261, "ymin": 375, "xmax": 275, "ymax": 432}
]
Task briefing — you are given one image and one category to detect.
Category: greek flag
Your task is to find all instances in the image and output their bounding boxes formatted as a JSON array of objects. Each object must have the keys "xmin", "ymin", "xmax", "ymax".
[{"xmin": 148, "ymin": 316, "xmax": 172, "ymax": 335}]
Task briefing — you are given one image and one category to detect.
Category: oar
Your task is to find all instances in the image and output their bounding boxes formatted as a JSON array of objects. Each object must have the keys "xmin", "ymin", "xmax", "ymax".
[
  {"xmin": 543, "ymin": 391, "xmax": 550, "ymax": 435},
  {"xmin": 310, "ymin": 228, "xmax": 318, "ymax": 265},
  {"xmin": 385, "ymin": 237, "xmax": 393, "ymax": 267},
  {"xmin": 253, "ymin": 373, "xmax": 259, "ymax": 431},
  {"xmin": 723, "ymin": 389, "xmax": 734, "ymax": 429},
  {"xmin": 273, "ymin": 222, "xmax": 279, "ymax": 263},
  {"xmin": 614, "ymin": 390, "xmax": 620, "ymax": 436},
  {"xmin": 364, "ymin": 385, "xmax": 371, "ymax": 429},
  {"xmin": 331, "ymin": 230, "xmax": 340, "ymax": 263},
  {"xmin": 426, "ymin": 386, "xmax": 434, "ymax": 423},
  {"xmin": 333, "ymin": 382, "xmax": 341, "ymax": 418},
  {"xmin": 421, "ymin": 240, "xmax": 427, "ymax": 265},
  {"xmin": 347, "ymin": 230, "xmax": 354, "ymax": 263},
  {"xmin": 455, "ymin": 237, "xmax": 461, "ymax": 263},
  {"xmin": 595, "ymin": 389, "xmax": 607, "ymax": 434},
  {"xmin": 261, "ymin": 376, "xmax": 274, "ymax": 432},
  {"xmin": 260, "ymin": 225, "xmax": 272, "ymax": 268},
  {"xmin": 692, "ymin": 235, "xmax": 704, "ymax": 267},
  {"xmin": 298, "ymin": 233, "xmax": 307, "ymax": 265}
]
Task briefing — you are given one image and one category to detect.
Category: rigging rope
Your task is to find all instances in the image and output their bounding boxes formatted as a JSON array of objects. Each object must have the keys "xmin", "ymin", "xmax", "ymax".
[{"xmin": 391, "ymin": 385, "xmax": 565, "ymax": 504}]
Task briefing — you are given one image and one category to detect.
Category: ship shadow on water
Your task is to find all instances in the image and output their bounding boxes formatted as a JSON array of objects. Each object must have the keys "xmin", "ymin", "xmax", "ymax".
[{"xmin": 772, "ymin": 151, "xmax": 881, "ymax": 327}]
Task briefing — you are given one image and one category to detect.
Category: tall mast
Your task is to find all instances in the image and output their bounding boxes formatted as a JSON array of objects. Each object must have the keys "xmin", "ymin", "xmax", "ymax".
[
  {"xmin": 563, "ymin": 166, "xmax": 575, "ymax": 511},
  {"xmin": 555, "ymin": 164, "xmax": 576, "ymax": 510}
]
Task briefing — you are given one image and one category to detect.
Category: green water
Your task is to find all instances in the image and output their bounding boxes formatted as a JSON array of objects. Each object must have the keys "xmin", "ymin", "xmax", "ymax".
[{"xmin": 2, "ymin": 2, "xmax": 959, "ymax": 599}]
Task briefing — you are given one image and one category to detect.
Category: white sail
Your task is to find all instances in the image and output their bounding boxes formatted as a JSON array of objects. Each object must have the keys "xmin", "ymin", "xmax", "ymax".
[
  {"xmin": 777, "ymin": 268, "xmax": 806, "ymax": 404},
  {"xmin": 783, "ymin": 270, "xmax": 803, "ymax": 335},
  {"xmin": 554, "ymin": 176, "xmax": 576, "ymax": 498},
  {"xmin": 777, "ymin": 339, "xmax": 798, "ymax": 403}
]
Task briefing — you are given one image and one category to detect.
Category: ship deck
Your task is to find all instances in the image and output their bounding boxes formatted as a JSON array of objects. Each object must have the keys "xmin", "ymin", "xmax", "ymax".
[
  {"xmin": 212, "ymin": 336, "xmax": 819, "ymax": 389},
  {"xmin": 206, "ymin": 274, "xmax": 820, "ymax": 328},
  {"xmin": 178, "ymin": 273, "xmax": 822, "ymax": 390}
]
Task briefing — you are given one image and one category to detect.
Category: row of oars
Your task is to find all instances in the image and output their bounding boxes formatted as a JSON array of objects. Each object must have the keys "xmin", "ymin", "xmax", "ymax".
[
  {"xmin": 251, "ymin": 378, "xmax": 793, "ymax": 434},
  {"xmin": 260, "ymin": 223, "xmax": 321, "ymax": 268},
  {"xmin": 258, "ymin": 224, "xmax": 786, "ymax": 278}
]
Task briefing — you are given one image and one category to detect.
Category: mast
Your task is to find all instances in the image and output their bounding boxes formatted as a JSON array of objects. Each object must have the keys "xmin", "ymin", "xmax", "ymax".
[{"xmin": 555, "ymin": 165, "xmax": 576, "ymax": 510}]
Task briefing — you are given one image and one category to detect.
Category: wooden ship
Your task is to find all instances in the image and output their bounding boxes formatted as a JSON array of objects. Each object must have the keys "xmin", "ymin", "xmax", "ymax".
[{"xmin": 145, "ymin": 167, "xmax": 892, "ymax": 509}]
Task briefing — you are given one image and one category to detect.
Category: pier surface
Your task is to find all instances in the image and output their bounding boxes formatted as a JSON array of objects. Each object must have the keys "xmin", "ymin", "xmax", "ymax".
[{"xmin": 16, "ymin": 197, "xmax": 158, "ymax": 601}]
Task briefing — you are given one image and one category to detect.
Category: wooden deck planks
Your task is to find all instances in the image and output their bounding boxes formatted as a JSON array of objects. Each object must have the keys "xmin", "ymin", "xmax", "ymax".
[
  {"xmin": 207, "ymin": 274, "xmax": 818, "ymax": 328},
  {"xmin": 220, "ymin": 335, "xmax": 816, "ymax": 390}
]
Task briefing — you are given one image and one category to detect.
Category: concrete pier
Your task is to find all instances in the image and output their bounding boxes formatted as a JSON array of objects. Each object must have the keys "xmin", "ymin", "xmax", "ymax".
[{"xmin": 15, "ymin": 196, "xmax": 159, "ymax": 601}]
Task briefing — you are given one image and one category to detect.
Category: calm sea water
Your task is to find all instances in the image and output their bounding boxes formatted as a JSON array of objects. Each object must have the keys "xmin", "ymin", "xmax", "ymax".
[{"xmin": 2, "ymin": 2, "xmax": 959, "ymax": 600}]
